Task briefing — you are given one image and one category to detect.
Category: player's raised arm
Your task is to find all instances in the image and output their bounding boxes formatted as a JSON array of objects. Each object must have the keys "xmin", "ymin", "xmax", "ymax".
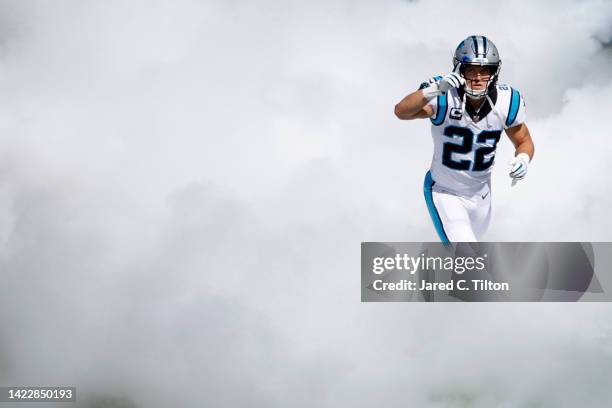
[
  {"xmin": 394, "ymin": 72, "xmax": 465, "ymax": 120},
  {"xmin": 394, "ymin": 89, "xmax": 435, "ymax": 120}
]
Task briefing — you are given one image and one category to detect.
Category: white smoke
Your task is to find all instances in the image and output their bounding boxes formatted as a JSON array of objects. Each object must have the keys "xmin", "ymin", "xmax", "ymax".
[{"xmin": 0, "ymin": 0, "xmax": 611, "ymax": 407}]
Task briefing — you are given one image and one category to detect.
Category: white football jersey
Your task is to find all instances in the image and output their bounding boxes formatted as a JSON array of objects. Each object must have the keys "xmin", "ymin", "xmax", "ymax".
[{"xmin": 423, "ymin": 80, "xmax": 526, "ymax": 195}]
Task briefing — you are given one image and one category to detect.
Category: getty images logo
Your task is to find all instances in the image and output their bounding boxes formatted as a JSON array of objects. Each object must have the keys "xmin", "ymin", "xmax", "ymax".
[{"xmin": 372, "ymin": 252, "xmax": 487, "ymax": 275}]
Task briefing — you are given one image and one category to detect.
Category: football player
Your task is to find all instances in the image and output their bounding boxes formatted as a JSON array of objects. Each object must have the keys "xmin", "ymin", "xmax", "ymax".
[{"xmin": 394, "ymin": 35, "xmax": 534, "ymax": 243}]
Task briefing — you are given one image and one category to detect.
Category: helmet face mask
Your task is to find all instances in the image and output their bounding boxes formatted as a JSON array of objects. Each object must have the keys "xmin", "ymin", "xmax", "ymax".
[
  {"xmin": 460, "ymin": 64, "xmax": 500, "ymax": 99},
  {"xmin": 453, "ymin": 35, "xmax": 501, "ymax": 100}
]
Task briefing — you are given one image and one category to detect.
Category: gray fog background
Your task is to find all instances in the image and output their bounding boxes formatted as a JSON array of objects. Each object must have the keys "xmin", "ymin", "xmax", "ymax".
[{"xmin": 0, "ymin": 0, "xmax": 611, "ymax": 407}]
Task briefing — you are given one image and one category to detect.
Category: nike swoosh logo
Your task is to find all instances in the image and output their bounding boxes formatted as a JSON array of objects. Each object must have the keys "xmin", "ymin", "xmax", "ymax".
[{"xmin": 482, "ymin": 192, "xmax": 489, "ymax": 199}]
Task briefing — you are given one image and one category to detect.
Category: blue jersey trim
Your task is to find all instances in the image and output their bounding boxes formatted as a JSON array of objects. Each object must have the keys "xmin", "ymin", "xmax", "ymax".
[
  {"xmin": 430, "ymin": 91, "xmax": 448, "ymax": 126},
  {"xmin": 423, "ymin": 171, "xmax": 450, "ymax": 244},
  {"xmin": 506, "ymin": 88, "xmax": 520, "ymax": 127}
]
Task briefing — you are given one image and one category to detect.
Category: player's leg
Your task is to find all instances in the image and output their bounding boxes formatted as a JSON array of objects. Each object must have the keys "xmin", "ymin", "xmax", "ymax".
[
  {"xmin": 423, "ymin": 172, "xmax": 477, "ymax": 242},
  {"xmin": 469, "ymin": 185, "xmax": 492, "ymax": 240},
  {"xmin": 432, "ymin": 192, "xmax": 479, "ymax": 242}
]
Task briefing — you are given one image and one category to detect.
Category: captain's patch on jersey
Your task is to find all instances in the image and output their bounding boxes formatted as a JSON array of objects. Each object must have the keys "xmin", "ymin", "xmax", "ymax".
[{"xmin": 449, "ymin": 107, "xmax": 462, "ymax": 120}]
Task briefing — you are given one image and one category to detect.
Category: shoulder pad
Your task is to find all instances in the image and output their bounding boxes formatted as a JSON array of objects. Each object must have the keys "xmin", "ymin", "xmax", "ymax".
[{"xmin": 504, "ymin": 86, "xmax": 523, "ymax": 127}]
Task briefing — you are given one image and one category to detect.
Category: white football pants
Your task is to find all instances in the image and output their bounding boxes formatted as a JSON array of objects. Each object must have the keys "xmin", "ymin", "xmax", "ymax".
[{"xmin": 423, "ymin": 171, "xmax": 491, "ymax": 243}]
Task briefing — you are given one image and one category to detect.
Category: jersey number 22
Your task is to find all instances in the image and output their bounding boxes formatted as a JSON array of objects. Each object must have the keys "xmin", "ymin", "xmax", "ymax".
[{"xmin": 442, "ymin": 126, "xmax": 502, "ymax": 171}]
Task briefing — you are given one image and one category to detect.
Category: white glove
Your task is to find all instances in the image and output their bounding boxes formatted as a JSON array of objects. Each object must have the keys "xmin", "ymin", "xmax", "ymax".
[
  {"xmin": 509, "ymin": 153, "xmax": 530, "ymax": 180},
  {"xmin": 438, "ymin": 72, "xmax": 465, "ymax": 93},
  {"xmin": 422, "ymin": 71, "xmax": 465, "ymax": 99}
]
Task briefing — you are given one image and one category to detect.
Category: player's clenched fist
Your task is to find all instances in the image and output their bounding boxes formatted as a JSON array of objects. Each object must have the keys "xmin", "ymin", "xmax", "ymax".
[
  {"xmin": 438, "ymin": 72, "xmax": 465, "ymax": 92},
  {"xmin": 422, "ymin": 72, "xmax": 465, "ymax": 99}
]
